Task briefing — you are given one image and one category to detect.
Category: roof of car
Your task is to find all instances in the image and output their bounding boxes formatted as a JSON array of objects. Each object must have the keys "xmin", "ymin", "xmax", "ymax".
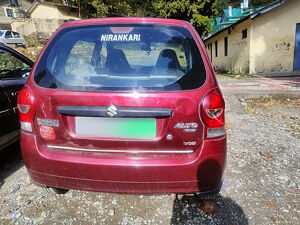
[
  {"xmin": 61, "ymin": 17, "xmax": 191, "ymax": 29},
  {"xmin": 0, "ymin": 30, "xmax": 17, "ymax": 32}
]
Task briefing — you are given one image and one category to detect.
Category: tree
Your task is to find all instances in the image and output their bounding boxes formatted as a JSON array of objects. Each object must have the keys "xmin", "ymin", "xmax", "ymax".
[
  {"xmin": 152, "ymin": 0, "xmax": 219, "ymax": 36},
  {"xmin": 216, "ymin": 0, "xmax": 276, "ymax": 12},
  {"xmin": 215, "ymin": 0, "xmax": 239, "ymax": 15},
  {"xmin": 250, "ymin": 0, "xmax": 275, "ymax": 7},
  {"xmin": 45, "ymin": 0, "xmax": 219, "ymax": 36},
  {"xmin": 78, "ymin": 0, "xmax": 219, "ymax": 36},
  {"xmin": 83, "ymin": 0, "xmax": 155, "ymax": 18}
]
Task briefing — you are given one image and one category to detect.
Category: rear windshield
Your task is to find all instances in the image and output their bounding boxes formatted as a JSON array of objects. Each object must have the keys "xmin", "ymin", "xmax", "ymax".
[{"xmin": 34, "ymin": 24, "xmax": 206, "ymax": 92}]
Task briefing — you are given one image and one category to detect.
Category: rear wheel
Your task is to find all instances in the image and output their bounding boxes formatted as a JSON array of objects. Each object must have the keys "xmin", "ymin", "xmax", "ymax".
[
  {"xmin": 174, "ymin": 193, "xmax": 218, "ymax": 201},
  {"xmin": 196, "ymin": 193, "xmax": 218, "ymax": 200},
  {"xmin": 195, "ymin": 184, "xmax": 222, "ymax": 200},
  {"xmin": 42, "ymin": 186, "xmax": 69, "ymax": 195}
]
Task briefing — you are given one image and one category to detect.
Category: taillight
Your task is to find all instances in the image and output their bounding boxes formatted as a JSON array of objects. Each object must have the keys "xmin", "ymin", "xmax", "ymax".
[
  {"xmin": 17, "ymin": 88, "xmax": 35, "ymax": 132},
  {"xmin": 200, "ymin": 89, "xmax": 225, "ymax": 138}
]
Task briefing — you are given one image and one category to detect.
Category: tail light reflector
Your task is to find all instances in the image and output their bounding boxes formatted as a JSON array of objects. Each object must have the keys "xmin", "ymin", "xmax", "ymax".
[
  {"xmin": 40, "ymin": 126, "xmax": 56, "ymax": 140},
  {"xmin": 17, "ymin": 88, "xmax": 35, "ymax": 132}
]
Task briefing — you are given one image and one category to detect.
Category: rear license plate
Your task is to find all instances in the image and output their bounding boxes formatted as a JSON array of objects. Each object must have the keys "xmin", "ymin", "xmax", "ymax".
[{"xmin": 75, "ymin": 117, "xmax": 156, "ymax": 139}]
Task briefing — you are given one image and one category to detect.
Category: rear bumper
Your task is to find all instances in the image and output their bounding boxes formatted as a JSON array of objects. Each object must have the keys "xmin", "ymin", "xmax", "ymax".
[{"xmin": 21, "ymin": 133, "xmax": 226, "ymax": 194}]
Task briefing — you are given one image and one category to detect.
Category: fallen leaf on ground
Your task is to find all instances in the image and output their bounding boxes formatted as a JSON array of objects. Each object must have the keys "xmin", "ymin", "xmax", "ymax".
[
  {"xmin": 266, "ymin": 203, "xmax": 278, "ymax": 209},
  {"xmin": 259, "ymin": 151, "xmax": 273, "ymax": 159},
  {"xmin": 269, "ymin": 217, "xmax": 278, "ymax": 224}
]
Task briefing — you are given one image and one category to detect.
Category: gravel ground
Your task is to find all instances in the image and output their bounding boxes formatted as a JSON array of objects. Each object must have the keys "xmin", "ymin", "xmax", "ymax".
[{"xmin": 0, "ymin": 76, "xmax": 299, "ymax": 225}]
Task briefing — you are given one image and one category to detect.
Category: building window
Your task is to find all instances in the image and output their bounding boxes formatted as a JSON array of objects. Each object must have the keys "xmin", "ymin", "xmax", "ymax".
[
  {"xmin": 215, "ymin": 41, "xmax": 218, "ymax": 57},
  {"xmin": 242, "ymin": 29, "xmax": 248, "ymax": 39},
  {"xmin": 224, "ymin": 37, "xmax": 228, "ymax": 56},
  {"xmin": 5, "ymin": 8, "xmax": 14, "ymax": 18},
  {"xmin": 9, "ymin": 0, "xmax": 19, "ymax": 7}
]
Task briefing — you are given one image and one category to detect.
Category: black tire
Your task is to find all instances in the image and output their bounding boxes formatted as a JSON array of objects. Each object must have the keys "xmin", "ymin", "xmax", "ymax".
[
  {"xmin": 195, "ymin": 184, "xmax": 222, "ymax": 200},
  {"xmin": 196, "ymin": 193, "xmax": 218, "ymax": 200},
  {"xmin": 42, "ymin": 186, "xmax": 69, "ymax": 195}
]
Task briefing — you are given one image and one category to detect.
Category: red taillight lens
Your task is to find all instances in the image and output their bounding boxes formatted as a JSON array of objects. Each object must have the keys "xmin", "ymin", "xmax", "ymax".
[
  {"xmin": 201, "ymin": 89, "xmax": 225, "ymax": 128},
  {"xmin": 17, "ymin": 88, "xmax": 35, "ymax": 132}
]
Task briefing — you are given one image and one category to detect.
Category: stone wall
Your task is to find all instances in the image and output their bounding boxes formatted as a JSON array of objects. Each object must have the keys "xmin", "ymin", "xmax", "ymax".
[
  {"xmin": 12, "ymin": 18, "xmax": 66, "ymax": 43},
  {"xmin": 0, "ymin": 23, "xmax": 11, "ymax": 30}
]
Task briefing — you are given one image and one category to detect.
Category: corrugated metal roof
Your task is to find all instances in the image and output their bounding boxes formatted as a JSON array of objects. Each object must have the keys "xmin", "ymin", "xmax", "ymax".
[{"xmin": 205, "ymin": 0, "xmax": 290, "ymax": 41}]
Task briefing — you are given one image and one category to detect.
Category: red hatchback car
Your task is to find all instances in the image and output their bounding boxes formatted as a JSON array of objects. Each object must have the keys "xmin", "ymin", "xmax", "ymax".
[{"xmin": 18, "ymin": 18, "xmax": 226, "ymax": 197}]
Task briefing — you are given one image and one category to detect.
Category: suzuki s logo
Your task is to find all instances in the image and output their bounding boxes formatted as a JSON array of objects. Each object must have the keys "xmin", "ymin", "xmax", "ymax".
[{"xmin": 107, "ymin": 105, "xmax": 118, "ymax": 117}]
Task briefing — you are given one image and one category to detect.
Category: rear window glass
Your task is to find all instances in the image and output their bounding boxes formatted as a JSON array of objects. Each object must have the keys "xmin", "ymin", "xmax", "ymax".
[{"xmin": 34, "ymin": 24, "xmax": 206, "ymax": 92}]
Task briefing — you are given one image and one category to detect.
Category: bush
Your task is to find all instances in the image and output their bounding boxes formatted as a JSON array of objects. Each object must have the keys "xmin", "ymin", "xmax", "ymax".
[
  {"xmin": 215, "ymin": 69, "xmax": 253, "ymax": 78},
  {"xmin": 24, "ymin": 35, "xmax": 38, "ymax": 46},
  {"xmin": 226, "ymin": 70, "xmax": 253, "ymax": 78}
]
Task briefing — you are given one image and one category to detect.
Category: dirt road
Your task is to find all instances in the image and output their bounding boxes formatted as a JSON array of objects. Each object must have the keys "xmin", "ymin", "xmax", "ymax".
[{"xmin": 0, "ymin": 75, "xmax": 299, "ymax": 225}]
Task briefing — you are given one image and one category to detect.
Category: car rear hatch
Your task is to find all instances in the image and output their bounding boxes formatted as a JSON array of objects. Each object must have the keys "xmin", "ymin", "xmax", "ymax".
[
  {"xmin": 27, "ymin": 23, "xmax": 210, "ymax": 155},
  {"xmin": 32, "ymin": 89, "xmax": 206, "ymax": 154}
]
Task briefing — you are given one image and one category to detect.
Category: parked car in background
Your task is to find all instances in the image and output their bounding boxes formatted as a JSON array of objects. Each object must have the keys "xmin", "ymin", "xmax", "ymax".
[
  {"xmin": 19, "ymin": 18, "xmax": 226, "ymax": 197},
  {"xmin": 0, "ymin": 30, "xmax": 27, "ymax": 47},
  {"xmin": 0, "ymin": 43, "xmax": 33, "ymax": 151}
]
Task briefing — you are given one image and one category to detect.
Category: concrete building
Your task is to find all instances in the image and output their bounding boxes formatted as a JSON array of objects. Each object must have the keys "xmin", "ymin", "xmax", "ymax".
[
  {"xmin": 0, "ymin": 0, "xmax": 34, "ymax": 29},
  {"xmin": 25, "ymin": 0, "xmax": 78, "ymax": 20},
  {"xmin": 11, "ymin": 0, "xmax": 79, "ymax": 42},
  {"xmin": 204, "ymin": 0, "xmax": 300, "ymax": 75}
]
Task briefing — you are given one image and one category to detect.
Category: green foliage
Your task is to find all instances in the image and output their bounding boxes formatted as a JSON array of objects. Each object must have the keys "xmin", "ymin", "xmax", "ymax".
[
  {"xmin": 152, "ymin": 0, "xmax": 218, "ymax": 36},
  {"xmin": 87, "ymin": 0, "xmax": 158, "ymax": 17},
  {"xmin": 0, "ymin": 53, "xmax": 28, "ymax": 75},
  {"xmin": 250, "ymin": 0, "xmax": 276, "ymax": 7},
  {"xmin": 80, "ymin": 0, "xmax": 219, "ymax": 36},
  {"xmin": 23, "ymin": 35, "xmax": 37, "ymax": 46},
  {"xmin": 215, "ymin": 0, "xmax": 239, "ymax": 15},
  {"xmin": 45, "ymin": 0, "xmax": 219, "ymax": 36},
  {"xmin": 216, "ymin": 68, "xmax": 253, "ymax": 78},
  {"xmin": 226, "ymin": 70, "xmax": 253, "ymax": 78}
]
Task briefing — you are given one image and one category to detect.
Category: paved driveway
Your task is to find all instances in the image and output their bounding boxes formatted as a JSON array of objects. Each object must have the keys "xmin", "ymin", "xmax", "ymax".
[{"xmin": 218, "ymin": 75, "xmax": 300, "ymax": 92}]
